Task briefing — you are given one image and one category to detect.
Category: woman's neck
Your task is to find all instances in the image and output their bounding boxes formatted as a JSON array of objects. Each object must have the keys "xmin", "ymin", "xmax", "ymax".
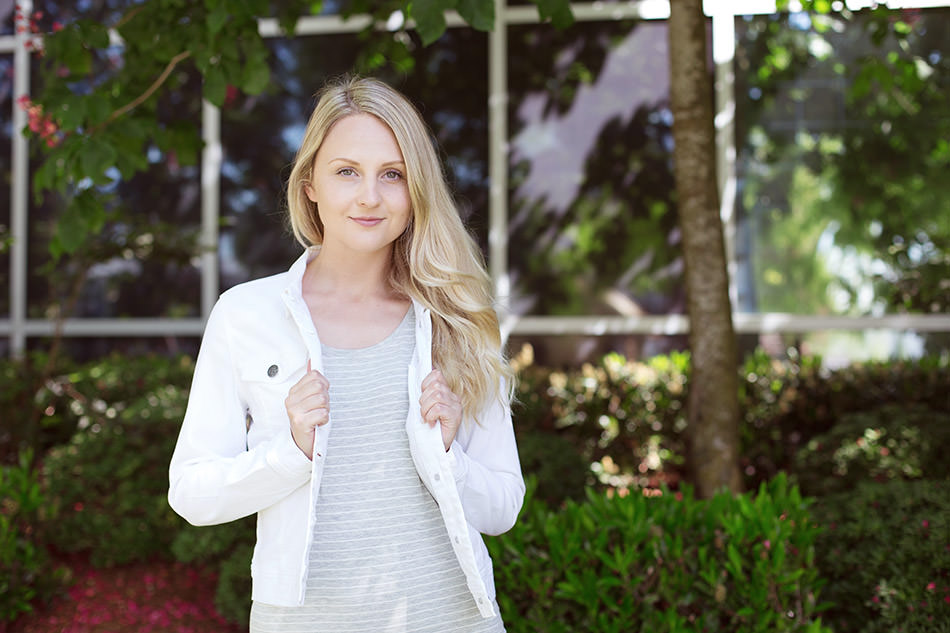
[{"xmin": 303, "ymin": 243, "xmax": 396, "ymax": 302}]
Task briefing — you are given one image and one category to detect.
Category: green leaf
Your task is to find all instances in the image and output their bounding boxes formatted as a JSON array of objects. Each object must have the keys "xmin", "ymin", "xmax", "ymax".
[
  {"xmin": 80, "ymin": 20, "xmax": 111, "ymax": 49},
  {"xmin": 412, "ymin": 0, "xmax": 453, "ymax": 46},
  {"xmin": 207, "ymin": 3, "xmax": 230, "ymax": 35},
  {"xmin": 56, "ymin": 96, "xmax": 87, "ymax": 132},
  {"xmin": 85, "ymin": 94, "xmax": 113, "ymax": 126},
  {"xmin": 532, "ymin": 0, "xmax": 573, "ymax": 29},
  {"xmin": 80, "ymin": 137, "xmax": 118, "ymax": 181},
  {"xmin": 204, "ymin": 66, "xmax": 227, "ymax": 107},
  {"xmin": 456, "ymin": 0, "xmax": 494, "ymax": 32},
  {"xmin": 241, "ymin": 55, "xmax": 270, "ymax": 95},
  {"xmin": 52, "ymin": 197, "xmax": 94, "ymax": 256}
]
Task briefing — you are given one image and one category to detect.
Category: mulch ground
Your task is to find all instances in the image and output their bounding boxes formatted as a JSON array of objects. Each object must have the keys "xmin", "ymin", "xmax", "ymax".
[{"xmin": 8, "ymin": 556, "xmax": 245, "ymax": 633}]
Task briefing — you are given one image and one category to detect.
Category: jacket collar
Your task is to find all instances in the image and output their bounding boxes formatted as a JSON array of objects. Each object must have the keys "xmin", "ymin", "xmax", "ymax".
[{"xmin": 280, "ymin": 246, "xmax": 432, "ymax": 372}]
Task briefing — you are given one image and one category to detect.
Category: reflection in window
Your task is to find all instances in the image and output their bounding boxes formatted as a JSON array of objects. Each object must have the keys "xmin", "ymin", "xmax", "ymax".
[
  {"xmin": 31, "ymin": 0, "xmax": 131, "ymax": 32},
  {"xmin": 743, "ymin": 329, "xmax": 947, "ymax": 370},
  {"xmin": 1, "ymin": 2, "xmax": 12, "ymax": 35},
  {"xmin": 1, "ymin": 54, "xmax": 11, "ymax": 317},
  {"xmin": 735, "ymin": 9, "xmax": 950, "ymax": 326},
  {"xmin": 508, "ymin": 20, "xmax": 682, "ymax": 319},
  {"xmin": 508, "ymin": 332, "xmax": 688, "ymax": 368},
  {"xmin": 220, "ymin": 29, "xmax": 488, "ymax": 289},
  {"xmin": 26, "ymin": 54, "xmax": 202, "ymax": 320}
]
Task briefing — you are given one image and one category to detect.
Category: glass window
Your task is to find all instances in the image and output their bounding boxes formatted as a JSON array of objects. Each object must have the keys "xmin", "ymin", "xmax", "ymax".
[
  {"xmin": 740, "ymin": 329, "xmax": 946, "ymax": 370},
  {"xmin": 26, "ymin": 53, "xmax": 202, "ymax": 320},
  {"xmin": 734, "ymin": 8, "xmax": 950, "ymax": 318},
  {"xmin": 508, "ymin": 332, "xmax": 689, "ymax": 367},
  {"xmin": 1, "ymin": 3, "xmax": 13, "ymax": 36},
  {"xmin": 32, "ymin": 1, "xmax": 138, "ymax": 30},
  {"xmin": 220, "ymin": 29, "xmax": 489, "ymax": 289},
  {"xmin": 508, "ymin": 20, "xmax": 682, "ymax": 318},
  {"xmin": 25, "ymin": 335, "xmax": 200, "ymax": 363},
  {"xmin": 0, "ymin": 54, "xmax": 11, "ymax": 317}
]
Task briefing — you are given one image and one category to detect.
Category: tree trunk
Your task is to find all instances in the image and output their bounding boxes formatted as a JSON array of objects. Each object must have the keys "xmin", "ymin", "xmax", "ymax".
[{"xmin": 667, "ymin": 0, "xmax": 742, "ymax": 497}]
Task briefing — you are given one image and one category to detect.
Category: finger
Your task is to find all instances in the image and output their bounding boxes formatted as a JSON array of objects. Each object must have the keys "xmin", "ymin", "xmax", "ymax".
[
  {"xmin": 288, "ymin": 372, "xmax": 329, "ymax": 397},
  {"xmin": 297, "ymin": 391, "xmax": 329, "ymax": 411},
  {"xmin": 420, "ymin": 369, "xmax": 443, "ymax": 391},
  {"xmin": 289, "ymin": 407, "xmax": 329, "ymax": 430}
]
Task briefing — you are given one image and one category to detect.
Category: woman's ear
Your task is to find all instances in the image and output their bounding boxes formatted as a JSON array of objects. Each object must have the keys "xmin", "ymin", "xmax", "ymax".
[{"xmin": 304, "ymin": 182, "xmax": 317, "ymax": 203}]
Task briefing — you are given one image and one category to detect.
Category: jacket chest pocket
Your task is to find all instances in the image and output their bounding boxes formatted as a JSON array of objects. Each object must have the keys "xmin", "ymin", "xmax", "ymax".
[{"xmin": 239, "ymin": 358, "xmax": 307, "ymax": 432}]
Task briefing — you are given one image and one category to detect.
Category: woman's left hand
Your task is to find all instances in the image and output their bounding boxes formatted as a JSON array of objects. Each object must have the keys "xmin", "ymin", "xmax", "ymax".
[{"xmin": 420, "ymin": 369, "xmax": 463, "ymax": 452}]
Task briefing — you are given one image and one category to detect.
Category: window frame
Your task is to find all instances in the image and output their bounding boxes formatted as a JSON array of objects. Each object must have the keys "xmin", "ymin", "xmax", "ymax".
[{"xmin": 3, "ymin": 0, "xmax": 950, "ymax": 355}]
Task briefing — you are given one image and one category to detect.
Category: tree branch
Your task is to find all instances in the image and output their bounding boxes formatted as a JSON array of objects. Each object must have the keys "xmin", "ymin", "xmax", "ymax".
[
  {"xmin": 113, "ymin": 6, "xmax": 144, "ymax": 30},
  {"xmin": 93, "ymin": 49, "xmax": 192, "ymax": 132}
]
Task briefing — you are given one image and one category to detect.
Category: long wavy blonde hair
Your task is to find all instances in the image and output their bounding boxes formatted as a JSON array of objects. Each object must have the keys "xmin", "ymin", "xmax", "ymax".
[{"xmin": 287, "ymin": 75, "xmax": 513, "ymax": 417}]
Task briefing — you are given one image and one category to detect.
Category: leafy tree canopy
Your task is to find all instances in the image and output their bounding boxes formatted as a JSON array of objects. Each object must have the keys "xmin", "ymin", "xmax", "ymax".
[{"xmin": 17, "ymin": 0, "xmax": 573, "ymax": 259}]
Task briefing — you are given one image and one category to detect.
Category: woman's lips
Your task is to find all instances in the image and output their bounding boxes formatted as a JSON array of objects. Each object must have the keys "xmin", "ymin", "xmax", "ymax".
[{"xmin": 351, "ymin": 217, "xmax": 383, "ymax": 227}]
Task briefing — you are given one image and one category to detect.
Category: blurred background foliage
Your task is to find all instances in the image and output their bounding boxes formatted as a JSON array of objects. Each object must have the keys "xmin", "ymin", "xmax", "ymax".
[
  {"xmin": 736, "ymin": 7, "xmax": 950, "ymax": 323},
  {"xmin": 2, "ymin": 346, "xmax": 948, "ymax": 629},
  {"xmin": 2, "ymin": 0, "xmax": 950, "ymax": 631}
]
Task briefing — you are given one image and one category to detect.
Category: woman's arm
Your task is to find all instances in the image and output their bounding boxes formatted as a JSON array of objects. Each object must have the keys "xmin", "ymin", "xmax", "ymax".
[
  {"xmin": 167, "ymin": 298, "xmax": 312, "ymax": 526},
  {"xmin": 447, "ymin": 390, "xmax": 525, "ymax": 536}
]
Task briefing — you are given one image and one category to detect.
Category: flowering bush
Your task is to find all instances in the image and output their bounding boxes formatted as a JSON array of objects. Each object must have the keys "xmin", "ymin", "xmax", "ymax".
[
  {"xmin": 793, "ymin": 404, "xmax": 950, "ymax": 496},
  {"xmin": 40, "ymin": 357, "xmax": 194, "ymax": 567},
  {"xmin": 811, "ymin": 479, "xmax": 950, "ymax": 633}
]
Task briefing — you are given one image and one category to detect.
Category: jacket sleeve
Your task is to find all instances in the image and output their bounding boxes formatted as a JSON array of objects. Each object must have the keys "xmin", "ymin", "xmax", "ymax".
[
  {"xmin": 447, "ymin": 386, "xmax": 525, "ymax": 536},
  {"xmin": 168, "ymin": 297, "xmax": 312, "ymax": 526}
]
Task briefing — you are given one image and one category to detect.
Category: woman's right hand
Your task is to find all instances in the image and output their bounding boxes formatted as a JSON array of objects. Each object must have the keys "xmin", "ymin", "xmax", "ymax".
[{"xmin": 284, "ymin": 360, "xmax": 330, "ymax": 460}]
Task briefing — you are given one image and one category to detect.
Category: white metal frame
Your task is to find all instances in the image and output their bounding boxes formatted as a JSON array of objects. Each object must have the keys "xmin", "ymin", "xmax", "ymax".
[{"xmin": 3, "ymin": 0, "xmax": 950, "ymax": 356}]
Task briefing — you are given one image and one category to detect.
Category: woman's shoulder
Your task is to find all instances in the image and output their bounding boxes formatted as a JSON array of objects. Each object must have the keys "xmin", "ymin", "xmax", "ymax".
[{"xmin": 219, "ymin": 269, "xmax": 291, "ymax": 303}]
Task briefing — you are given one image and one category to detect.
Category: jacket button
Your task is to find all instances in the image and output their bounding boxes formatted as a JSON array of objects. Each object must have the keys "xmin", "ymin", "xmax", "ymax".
[
  {"xmin": 433, "ymin": 473, "xmax": 441, "ymax": 482},
  {"xmin": 267, "ymin": 364, "xmax": 279, "ymax": 377}
]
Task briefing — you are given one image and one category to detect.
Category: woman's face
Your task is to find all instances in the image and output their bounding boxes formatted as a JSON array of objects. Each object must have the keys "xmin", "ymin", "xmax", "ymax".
[{"xmin": 305, "ymin": 113, "xmax": 411, "ymax": 258}]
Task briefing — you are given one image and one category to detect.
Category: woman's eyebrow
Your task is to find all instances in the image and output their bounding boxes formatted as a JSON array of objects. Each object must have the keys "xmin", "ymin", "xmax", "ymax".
[{"xmin": 327, "ymin": 157, "xmax": 405, "ymax": 167}]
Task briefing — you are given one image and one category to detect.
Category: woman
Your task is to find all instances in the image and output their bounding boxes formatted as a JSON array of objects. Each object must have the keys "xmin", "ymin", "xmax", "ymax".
[{"xmin": 167, "ymin": 76, "xmax": 524, "ymax": 632}]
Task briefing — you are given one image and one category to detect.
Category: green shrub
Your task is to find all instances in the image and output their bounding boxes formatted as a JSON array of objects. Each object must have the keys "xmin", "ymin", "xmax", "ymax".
[
  {"xmin": 792, "ymin": 404, "xmax": 950, "ymax": 497},
  {"xmin": 0, "ymin": 354, "xmax": 77, "ymax": 464},
  {"xmin": 171, "ymin": 518, "xmax": 256, "ymax": 625},
  {"xmin": 41, "ymin": 382, "xmax": 188, "ymax": 566},
  {"xmin": 487, "ymin": 474, "xmax": 831, "ymax": 633},
  {"xmin": 35, "ymin": 352, "xmax": 254, "ymax": 627},
  {"xmin": 512, "ymin": 346, "xmax": 950, "ymax": 501},
  {"xmin": 512, "ymin": 348, "xmax": 690, "ymax": 501},
  {"xmin": 811, "ymin": 479, "xmax": 950, "ymax": 633},
  {"xmin": 740, "ymin": 351, "xmax": 950, "ymax": 488},
  {"xmin": 0, "ymin": 450, "xmax": 63, "ymax": 622}
]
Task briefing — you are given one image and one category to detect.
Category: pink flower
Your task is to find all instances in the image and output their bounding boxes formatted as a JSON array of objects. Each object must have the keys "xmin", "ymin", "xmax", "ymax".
[
  {"xmin": 922, "ymin": 520, "xmax": 929, "ymax": 528},
  {"xmin": 53, "ymin": 21, "xmax": 64, "ymax": 32},
  {"xmin": 927, "ymin": 582, "xmax": 936, "ymax": 591}
]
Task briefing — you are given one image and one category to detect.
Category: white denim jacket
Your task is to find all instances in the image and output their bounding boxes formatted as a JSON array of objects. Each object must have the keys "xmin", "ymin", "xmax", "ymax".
[{"xmin": 168, "ymin": 248, "xmax": 524, "ymax": 618}]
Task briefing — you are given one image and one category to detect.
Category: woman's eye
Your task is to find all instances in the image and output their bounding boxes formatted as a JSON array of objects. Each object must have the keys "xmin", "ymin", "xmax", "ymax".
[
  {"xmin": 383, "ymin": 169, "xmax": 403, "ymax": 181},
  {"xmin": 337, "ymin": 167, "xmax": 356, "ymax": 176}
]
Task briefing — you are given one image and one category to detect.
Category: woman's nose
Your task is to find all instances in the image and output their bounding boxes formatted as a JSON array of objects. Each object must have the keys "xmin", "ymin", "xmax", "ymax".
[{"xmin": 358, "ymin": 180, "xmax": 381, "ymax": 207}]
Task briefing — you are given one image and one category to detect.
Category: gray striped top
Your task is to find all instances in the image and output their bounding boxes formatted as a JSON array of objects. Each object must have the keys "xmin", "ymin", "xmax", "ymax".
[{"xmin": 250, "ymin": 308, "xmax": 505, "ymax": 633}]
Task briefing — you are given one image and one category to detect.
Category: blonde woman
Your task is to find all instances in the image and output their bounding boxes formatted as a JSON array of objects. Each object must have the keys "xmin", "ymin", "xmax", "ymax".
[{"xmin": 168, "ymin": 76, "xmax": 524, "ymax": 632}]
